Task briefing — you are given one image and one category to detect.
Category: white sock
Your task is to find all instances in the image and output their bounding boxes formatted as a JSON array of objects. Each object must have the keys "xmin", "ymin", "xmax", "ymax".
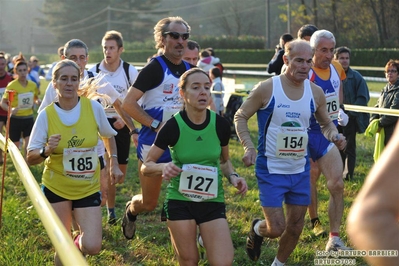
[
  {"xmin": 198, "ymin": 235, "xmax": 204, "ymax": 247},
  {"xmin": 271, "ymin": 257, "xmax": 285, "ymax": 266},
  {"xmin": 253, "ymin": 220, "xmax": 262, "ymax": 236}
]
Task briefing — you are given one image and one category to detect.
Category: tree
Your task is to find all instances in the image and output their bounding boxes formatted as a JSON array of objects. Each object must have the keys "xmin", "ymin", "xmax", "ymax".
[
  {"xmin": 37, "ymin": 0, "xmax": 163, "ymax": 49},
  {"xmin": 205, "ymin": 0, "xmax": 265, "ymax": 37}
]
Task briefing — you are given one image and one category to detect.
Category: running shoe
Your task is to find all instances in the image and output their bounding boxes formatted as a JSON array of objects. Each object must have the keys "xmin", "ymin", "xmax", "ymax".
[
  {"xmin": 313, "ymin": 220, "xmax": 327, "ymax": 237},
  {"xmin": 246, "ymin": 218, "xmax": 263, "ymax": 261},
  {"xmin": 121, "ymin": 201, "xmax": 136, "ymax": 239},
  {"xmin": 72, "ymin": 230, "xmax": 81, "ymax": 251},
  {"xmin": 108, "ymin": 215, "xmax": 117, "ymax": 226},
  {"xmin": 325, "ymin": 236, "xmax": 351, "ymax": 251}
]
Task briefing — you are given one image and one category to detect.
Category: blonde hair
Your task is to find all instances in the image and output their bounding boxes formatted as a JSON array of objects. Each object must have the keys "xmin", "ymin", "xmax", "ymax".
[{"xmin": 52, "ymin": 60, "xmax": 111, "ymax": 105}]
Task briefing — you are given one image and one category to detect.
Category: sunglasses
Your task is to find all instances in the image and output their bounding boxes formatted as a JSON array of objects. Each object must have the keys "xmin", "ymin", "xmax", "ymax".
[
  {"xmin": 163, "ymin": 31, "xmax": 190, "ymax": 40},
  {"xmin": 385, "ymin": 69, "xmax": 398, "ymax": 74}
]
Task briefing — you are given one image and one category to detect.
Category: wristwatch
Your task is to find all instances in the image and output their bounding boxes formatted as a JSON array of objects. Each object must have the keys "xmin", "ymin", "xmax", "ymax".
[
  {"xmin": 129, "ymin": 128, "xmax": 140, "ymax": 136},
  {"xmin": 150, "ymin": 119, "xmax": 161, "ymax": 131},
  {"xmin": 40, "ymin": 147, "xmax": 48, "ymax": 158}
]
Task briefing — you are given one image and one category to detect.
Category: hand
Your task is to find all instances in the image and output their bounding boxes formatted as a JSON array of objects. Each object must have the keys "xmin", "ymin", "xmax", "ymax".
[
  {"xmin": 47, "ymin": 134, "xmax": 61, "ymax": 153},
  {"xmin": 230, "ymin": 175, "xmax": 248, "ymax": 196},
  {"xmin": 11, "ymin": 107, "xmax": 19, "ymax": 115},
  {"xmin": 109, "ymin": 161, "xmax": 124, "ymax": 185},
  {"xmin": 333, "ymin": 133, "xmax": 347, "ymax": 150},
  {"xmin": 36, "ymin": 98, "xmax": 42, "ymax": 106},
  {"xmin": 242, "ymin": 148, "xmax": 256, "ymax": 167},
  {"xmin": 338, "ymin": 108, "xmax": 349, "ymax": 126},
  {"xmin": 112, "ymin": 116, "xmax": 125, "ymax": 130},
  {"xmin": 162, "ymin": 162, "xmax": 182, "ymax": 181},
  {"xmin": 131, "ymin": 133, "xmax": 138, "ymax": 148}
]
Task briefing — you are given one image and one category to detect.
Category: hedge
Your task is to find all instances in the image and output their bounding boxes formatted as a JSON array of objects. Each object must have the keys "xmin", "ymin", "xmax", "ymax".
[{"xmin": 32, "ymin": 48, "xmax": 399, "ymax": 77}]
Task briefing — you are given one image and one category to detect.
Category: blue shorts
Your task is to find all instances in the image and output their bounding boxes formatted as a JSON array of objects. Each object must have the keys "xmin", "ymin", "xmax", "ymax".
[
  {"xmin": 256, "ymin": 171, "xmax": 310, "ymax": 207},
  {"xmin": 137, "ymin": 142, "xmax": 171, "ymax": 163},
  {"xmin": 308, "ymin": 131, "xmax": 334, "ymax": 161}
]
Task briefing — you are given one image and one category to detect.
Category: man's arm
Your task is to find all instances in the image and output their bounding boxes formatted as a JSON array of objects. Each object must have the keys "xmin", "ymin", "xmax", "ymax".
[
  {"xmin": 122, "ymin": 86, "xmax": 156, "ymax": 129},
  {"xmin": 347, "ymin": 125, "xmax": 399, "ymax": 265},
  {"xmin": 113, "ymin": 98, "xmax": 136, "ymax": 132}
]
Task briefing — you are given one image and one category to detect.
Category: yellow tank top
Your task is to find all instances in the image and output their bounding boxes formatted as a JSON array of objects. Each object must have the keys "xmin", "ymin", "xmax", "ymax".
[
  {"xmin": 4, "ymin": 79, "xmax": 37, "ymax": 116},
  {"xmin": 43, "ymin": 97, "xmax": 100, "ymax": 200}
]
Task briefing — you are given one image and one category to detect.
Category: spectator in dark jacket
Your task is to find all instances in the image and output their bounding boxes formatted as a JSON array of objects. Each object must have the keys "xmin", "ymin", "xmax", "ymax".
[
  {"xmin": 334, "ymin": 46, "xmax": 370, "ymax": 180},
  {"xmin": 267, "ymin": 33, "xmax": 293, "ymax": 75},
  {"xmin": 370, "ymin": 59, "xmax": 399, "ymax": 146}
]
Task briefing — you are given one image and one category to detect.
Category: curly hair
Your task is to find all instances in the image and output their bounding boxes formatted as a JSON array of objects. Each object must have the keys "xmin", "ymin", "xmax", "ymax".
[{"xmin": 153, "ymin": 16, "xmax": 190, "ymax": 50}]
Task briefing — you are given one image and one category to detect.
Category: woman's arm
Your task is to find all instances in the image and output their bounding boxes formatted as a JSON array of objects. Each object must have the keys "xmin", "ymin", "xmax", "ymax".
[
  {"xmin": 27, "ymin": 134, "xmax": 61, "ymax": 165},
  {"xmin": 141, "ymin": 145, "xmax": 182, "ymax": 180},
  {"xmin": 220, "ymin": 145, "xmax": 247, "ymax": 195},
  {"xmin": 102, "ymin": 136, "xmax": 123, "ymax": 185}
]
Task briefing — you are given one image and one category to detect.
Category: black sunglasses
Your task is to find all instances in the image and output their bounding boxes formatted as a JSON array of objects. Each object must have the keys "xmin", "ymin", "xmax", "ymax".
[{"xmin": 163, "ymin": 31, "xmax": 190, "ymax": 40}]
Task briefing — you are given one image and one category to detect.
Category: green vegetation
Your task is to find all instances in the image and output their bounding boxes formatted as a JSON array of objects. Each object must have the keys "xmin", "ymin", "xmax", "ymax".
[{"xmin": 0, "ymin": 79, "xmax": 379, "ymax": 265}]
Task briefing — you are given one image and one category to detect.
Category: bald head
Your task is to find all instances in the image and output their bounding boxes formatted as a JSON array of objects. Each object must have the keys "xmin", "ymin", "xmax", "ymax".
[
  {"xmin": 283, "ymin": 39, "xmax": 314, "ymax": 83},
  {"xmin": 284, "ymin": 39, "xmax": 313, "ymax": 61}
]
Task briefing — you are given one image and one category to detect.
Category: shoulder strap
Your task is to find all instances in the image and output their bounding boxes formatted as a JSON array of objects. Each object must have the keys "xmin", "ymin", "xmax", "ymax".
[
  {"xmin": 87, "ymin": 71, "xmax": 94, "ymax": 78},
  {"xmin": 95, "ymin": 63, "xmax": 101, "ymax": 73},
  {"xmin": 123, "ymin": 61, "xmax": 131, "ymax": 87}
]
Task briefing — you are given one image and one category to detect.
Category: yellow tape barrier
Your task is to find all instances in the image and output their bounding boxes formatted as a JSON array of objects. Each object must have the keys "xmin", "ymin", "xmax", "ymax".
[
  {"xmin": 344, "ymin": 104, "xmax": 399, "ymax": 117},
  {"xmin": 0, "ymin": 134, "xmax": 88, "ymax": 265}
]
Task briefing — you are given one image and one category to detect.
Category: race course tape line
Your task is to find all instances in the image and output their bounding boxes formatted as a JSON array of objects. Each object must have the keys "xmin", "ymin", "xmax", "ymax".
[
  {"xmin": 344, "ymin": 104, "xmax": 399, "ymax": 117},
  {"xmin": 0, "ymin": 134, "xmax": 88, "ymax": 266}
]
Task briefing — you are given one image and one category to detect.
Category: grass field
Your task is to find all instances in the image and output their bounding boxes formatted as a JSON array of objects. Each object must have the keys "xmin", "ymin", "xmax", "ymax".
[{"xmin": 0, "ymin": 78, "xmax": 383, "ymax": 265}]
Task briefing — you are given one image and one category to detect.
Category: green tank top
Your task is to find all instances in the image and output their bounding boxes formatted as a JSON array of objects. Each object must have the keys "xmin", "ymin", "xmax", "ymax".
[{"xmin": 166, "ymin": 111, "xmax": 224, "ymax": 202}]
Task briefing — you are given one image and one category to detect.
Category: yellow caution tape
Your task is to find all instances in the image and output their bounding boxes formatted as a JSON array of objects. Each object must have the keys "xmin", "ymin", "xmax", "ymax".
[
  {"xmin": 0, "ymin": 134, "xmax": 88, "ymax": 266},
  {"xmin": 344, "ymin": 104, "xmax": 399, "ymax": 117}
]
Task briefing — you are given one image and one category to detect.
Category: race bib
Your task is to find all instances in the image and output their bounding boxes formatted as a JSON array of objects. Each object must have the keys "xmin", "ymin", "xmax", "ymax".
[
  {"xmin": 17, "ymin": 92, "xmax": 34, "ymax": 110},
  {"xmin": 162, "ymin": 105, "xmax": 181, "ymax": 121},
  {"xmin": 179, "ymin": 164, "xmax": 218, "ymax": 202},
  {"xmin": 325, "ymin": 92, "xmax": 339, "ymax": 120},
  {"xmin": 63, "ymin": 147, "xmax": 98, "ymax": 180},
  {"xmin": 276, "ymin": 127, "xmax": 308, "ymax": 159},
  {"xmin": 104, "ymin": 107, "xmax": 119, "ymax": 118}
]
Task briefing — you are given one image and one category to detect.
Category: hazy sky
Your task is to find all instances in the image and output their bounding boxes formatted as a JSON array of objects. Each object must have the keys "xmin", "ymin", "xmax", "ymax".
[{"xmin": 0, "ymin": 0, "xmax": 48, "ymax": 54}]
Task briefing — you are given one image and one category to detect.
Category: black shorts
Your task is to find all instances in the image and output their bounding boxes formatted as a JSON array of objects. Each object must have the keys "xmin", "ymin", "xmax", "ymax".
[
  {"xmin": 163, "ymin": 199, "xmax": 226, "ymax": 224},
  {"xmin": 0, "ymin": 115, "xmax": 7, "ymax": 123},
  {"xmin": 107, "ymin": 118, "xmax": 130, "ymax": 165},
  {"xmin": 9, "ymin": 116, "xmax": 34, "ymax": 142},
  {"xmin": 42, "ymin": 186, "xmax": 101, "ymax": 209}
]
